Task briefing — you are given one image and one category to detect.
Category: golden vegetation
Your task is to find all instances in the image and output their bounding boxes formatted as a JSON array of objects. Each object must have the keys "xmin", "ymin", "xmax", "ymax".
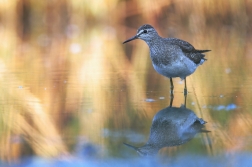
[{"xmin": 0, "ymin": 0, "xmax": 251, "ymax": 162}]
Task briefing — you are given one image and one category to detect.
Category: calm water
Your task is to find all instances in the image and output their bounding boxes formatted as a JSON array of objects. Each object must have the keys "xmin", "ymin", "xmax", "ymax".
[
  {"xmin": 2, "ymin": 47, "xmax": 252, "ymax": 167},
  {"xmin": 1, "ymin": 4, "xmax": 252, "ymax": 165}
]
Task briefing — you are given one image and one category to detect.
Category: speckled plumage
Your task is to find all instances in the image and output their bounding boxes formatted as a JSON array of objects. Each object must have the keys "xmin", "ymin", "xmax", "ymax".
[{"xmin": 123, "ymin": 24, "xmax": 210, "ymax": 92}]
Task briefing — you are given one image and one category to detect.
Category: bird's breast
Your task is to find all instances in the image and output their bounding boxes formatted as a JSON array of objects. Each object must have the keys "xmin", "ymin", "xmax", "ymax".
[{"xmin": 151, "ymin": 54, "xmax": 197, "ymax": 79}]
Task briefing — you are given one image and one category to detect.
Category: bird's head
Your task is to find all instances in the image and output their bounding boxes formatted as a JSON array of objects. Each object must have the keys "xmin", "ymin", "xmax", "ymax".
[{"xmin": 123, "ymin": 24, "xmax": 158, "ymax": 44}]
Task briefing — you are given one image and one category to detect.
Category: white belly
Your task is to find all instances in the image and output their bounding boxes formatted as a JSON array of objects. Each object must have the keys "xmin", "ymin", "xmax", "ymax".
[{"xmin": 152, "ymin": 56, "xmax": 198, "ymax": 79}]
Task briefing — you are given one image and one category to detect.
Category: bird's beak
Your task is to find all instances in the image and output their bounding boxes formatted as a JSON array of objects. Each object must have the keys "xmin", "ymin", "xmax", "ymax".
[
  {"xmin": 123, "ymin": 35, "xmax": 138, "ymax": 44},
  {"xmin": 123, "ymin": 143, "xmax": 138, "ymax": 151}
]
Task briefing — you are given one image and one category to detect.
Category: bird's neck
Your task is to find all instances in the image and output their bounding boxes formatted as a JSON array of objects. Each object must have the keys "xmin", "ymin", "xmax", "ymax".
[
  {"xmin": 144, "ymin": 36, "xmax": 162, "ymax": 47},
  {"xmin": 144, "ymin": 37, "xmax": 164, "ymax": 59}
]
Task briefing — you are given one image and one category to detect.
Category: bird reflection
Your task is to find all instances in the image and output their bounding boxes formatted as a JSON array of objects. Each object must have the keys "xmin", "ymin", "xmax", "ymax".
[{"xmin": 124, "ymin": 99, "xmax": 208, "ymax": 157}]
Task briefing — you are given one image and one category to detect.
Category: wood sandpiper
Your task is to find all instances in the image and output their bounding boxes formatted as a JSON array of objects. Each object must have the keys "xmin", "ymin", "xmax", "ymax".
[{"xmin": 123, "ymin": 24, "xmax": 210, "ymax": 94}]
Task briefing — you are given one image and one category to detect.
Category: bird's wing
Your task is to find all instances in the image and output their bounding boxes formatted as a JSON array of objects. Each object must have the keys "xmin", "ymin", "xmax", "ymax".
[
  {"xmin": 167, "ymin": 38, "xmax": 209, "ymax": 64},
  {"xmin": 184, "ymin": 52, "xmax": 206, "ymax": 64},
  {"xmin": 167, "ymin": 38, "xmax": 195, "ymax": 52}
]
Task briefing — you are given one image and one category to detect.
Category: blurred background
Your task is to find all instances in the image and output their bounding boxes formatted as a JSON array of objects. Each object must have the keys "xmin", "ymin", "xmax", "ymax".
[{"xmin": 0, "ymin": 0, "xmax": 252, "ymax": 166}]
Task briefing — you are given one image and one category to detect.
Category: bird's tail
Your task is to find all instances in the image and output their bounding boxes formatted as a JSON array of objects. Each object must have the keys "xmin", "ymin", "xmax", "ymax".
[{"xmin": 197, "ymin": 49, "xmax": 211, "ymax": 53}]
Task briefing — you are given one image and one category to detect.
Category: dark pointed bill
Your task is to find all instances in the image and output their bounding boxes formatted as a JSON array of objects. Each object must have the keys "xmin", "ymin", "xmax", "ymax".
[
  {"xmin": 123, "ymin": 35, "xmax": 138, "ymax": 44},
  {"xmin": 123, "ymin": 143, "xmax": 138, "ymax": 150}
]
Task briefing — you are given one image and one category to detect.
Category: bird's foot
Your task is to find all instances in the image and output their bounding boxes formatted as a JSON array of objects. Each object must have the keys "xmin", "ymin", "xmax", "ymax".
[
  {"xmin": 170, "ymin": 89, "xmax": 174, "ymax": 95},
  {"xmin": 170, "ymin": 92, "xmax": 174, "ymax": 98},
  {"xmin": 184, "ymin": 89, "xmax": 188, "ymax": 95}
]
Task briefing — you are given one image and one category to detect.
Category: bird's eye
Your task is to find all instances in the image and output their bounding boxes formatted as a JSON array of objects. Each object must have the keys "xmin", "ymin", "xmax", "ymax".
[{"xmin": 143, "ymin": 30, "xmax": 147, "ymax": 33}]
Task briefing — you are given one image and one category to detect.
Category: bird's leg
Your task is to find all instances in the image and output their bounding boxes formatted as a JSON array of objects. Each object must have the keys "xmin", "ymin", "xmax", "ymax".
[
  {"xmin": 169, "ymin": 78, "xmax": 174, "ymax": 106},
  {"xmin": 184, "ymin": 92, "xmax": 187, "ymax": 107},
  {"xmin": 184, "ymin": 78, "xmax": 187, "ymax": 95},
  {"xmin": 170, "ymin": 78, "xmax": 174, "ymax": 95},
  {"xmin": 169, "ymin": 93, "xmax": 174, "ymax": 107}
]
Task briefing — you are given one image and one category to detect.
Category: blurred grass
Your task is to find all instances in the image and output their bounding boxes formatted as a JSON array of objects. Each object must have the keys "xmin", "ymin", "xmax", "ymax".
[{"xmin": 0, "ymin": 0, "xmax": 251, "ymax": 162}]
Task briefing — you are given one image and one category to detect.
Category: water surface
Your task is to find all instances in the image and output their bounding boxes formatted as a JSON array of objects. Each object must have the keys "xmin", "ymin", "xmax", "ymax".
[{"xmin": 0, "ymin": 1, "xmax": 252, "ymax": 166}]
